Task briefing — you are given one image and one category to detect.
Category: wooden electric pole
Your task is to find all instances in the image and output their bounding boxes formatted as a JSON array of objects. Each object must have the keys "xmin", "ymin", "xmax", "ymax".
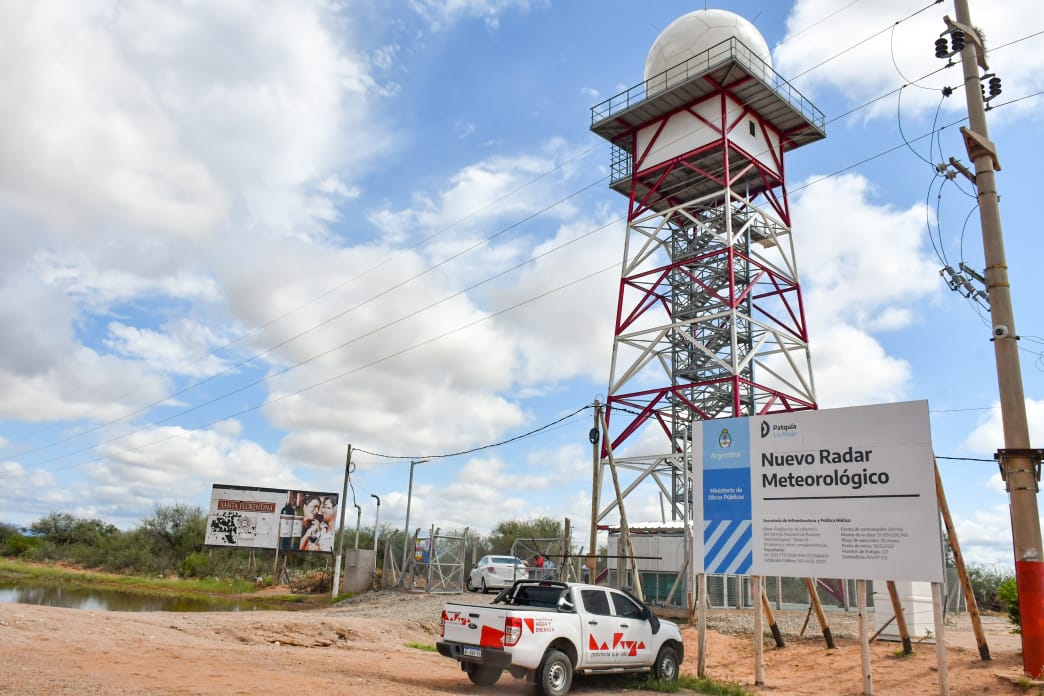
[{"xmin": 951, "ymin": 0, "xmax": 1044, "ymax": 676}]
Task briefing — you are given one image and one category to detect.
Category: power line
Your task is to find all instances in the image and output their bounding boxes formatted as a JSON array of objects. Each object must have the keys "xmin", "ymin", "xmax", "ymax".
[
  {"xmin": 8, "ymin": 96, "xmax": 1014, "ymax": 472},
  {"xmin": 12, "ymin": 12, "xmax": 1044, "ymax": 477},
  {"xmin": 6, "ymin": 260, "xmax": 621, "ymax": 479},
  {"xmin": 24, "ymin": 91, "xmax": 1039, "ymax": 474},
  {"xmin": 9, "ymin": 163, "xmax": 608, "ymax": 462},
  {"xmin": 791, "ymin": 1, "xmax": 943, "ymax": 80},
  {"xmin": 354, "ymin": 403, "xmax": 593, "ymax": 461}
]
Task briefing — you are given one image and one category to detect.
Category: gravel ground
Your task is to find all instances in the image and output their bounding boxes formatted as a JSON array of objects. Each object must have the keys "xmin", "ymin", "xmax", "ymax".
[{"xmin": 331, "ymin": 586, "xmax": 866, "ymax": 639}]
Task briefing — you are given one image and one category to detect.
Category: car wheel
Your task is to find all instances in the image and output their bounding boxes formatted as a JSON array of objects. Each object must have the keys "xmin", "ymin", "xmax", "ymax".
[
  {"xmin": 466, "ymin": 664, "xmax": 502, "ymax": 687},
  {"xmin": 652, "ymin": 644, "xmax": 680, "ymax": 682},
  {"xmin": 466, "ymin": 576, "xmax": 475, "ymax": 592},
  {"xmin": 480, "ymin": 578, "xmax": 488, "ymax": 594},
  {"xmin": 536, "ymin": 649, "xmax": 572, "ymax": 696}
]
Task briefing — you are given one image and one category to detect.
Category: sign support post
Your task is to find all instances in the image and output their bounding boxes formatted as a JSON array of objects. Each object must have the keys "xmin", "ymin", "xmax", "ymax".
[
  {"xmin": 932, "ymin": 581, "xmax": 949, "ymax": 695},
  {"xmin": 753, "ymin": 575, "xmax": 765, "ymax": 687},
  {"xmin": 857, "ymin": 579, "xmax": 872, "ymax": 695}
]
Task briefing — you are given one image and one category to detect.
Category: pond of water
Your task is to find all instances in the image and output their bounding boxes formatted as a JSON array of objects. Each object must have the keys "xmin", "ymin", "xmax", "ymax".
[{"xmin": 0, "ymin": 582, "xmax": 251, "ymax": 612}]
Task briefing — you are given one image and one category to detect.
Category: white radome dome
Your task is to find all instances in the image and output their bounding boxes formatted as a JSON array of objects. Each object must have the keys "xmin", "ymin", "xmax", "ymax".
[{"xmin": 644, "ymin": 9, "xmax": 771, "ymax": 83}]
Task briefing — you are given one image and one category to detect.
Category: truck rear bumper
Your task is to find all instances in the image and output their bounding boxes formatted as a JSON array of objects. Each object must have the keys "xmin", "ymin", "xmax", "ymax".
[{"xmin": 437, "ymin": 640, "xmax": 513, "ymax": 669}]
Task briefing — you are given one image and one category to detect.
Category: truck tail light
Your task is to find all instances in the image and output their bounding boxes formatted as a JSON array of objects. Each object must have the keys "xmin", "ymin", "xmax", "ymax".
[
  {"xmin": 440, "ymin": 610, "xmax": 447, "ymax": 637},
  {"xmin": 504, "ymin": 616, "xmax": 522, "ymax": 646}
]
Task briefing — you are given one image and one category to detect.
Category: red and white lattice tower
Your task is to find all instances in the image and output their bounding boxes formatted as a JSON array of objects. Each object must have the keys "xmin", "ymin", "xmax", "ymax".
[{"xmin": 589, "ymin": 10, "xmax": 826, "ymax": 524}]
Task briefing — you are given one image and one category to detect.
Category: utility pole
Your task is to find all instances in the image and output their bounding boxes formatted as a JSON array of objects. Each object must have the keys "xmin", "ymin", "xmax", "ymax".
[
  {"xmin": 332, "ymin": 444, "xmax": 352, "ymax": 598},
  {"xmin": 950, "ymin": 0, "xmax": 1044, "ymax": 676},
  {"xmin": 400, "ymin": 459, "xmax": 428, "ymax": 588},
  {"xmin": 588, "ymin": 400, "xmax": 601, "ymax": 584}
]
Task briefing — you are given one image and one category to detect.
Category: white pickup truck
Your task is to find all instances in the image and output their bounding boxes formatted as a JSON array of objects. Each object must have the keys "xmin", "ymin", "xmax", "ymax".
[{"xmin": 437, "ymin": 579, "xmax": 683, "ymax": 696}]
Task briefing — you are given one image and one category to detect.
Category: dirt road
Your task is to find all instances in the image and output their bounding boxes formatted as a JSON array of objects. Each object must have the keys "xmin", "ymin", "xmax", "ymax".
[{"xmin": 0, "ymin": 589, "xmax": 1032, "ymax": 695}]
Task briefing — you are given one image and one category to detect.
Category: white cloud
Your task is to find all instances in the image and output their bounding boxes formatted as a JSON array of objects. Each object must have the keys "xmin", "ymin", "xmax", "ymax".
[
  {"xmin": 409, "ymin": 0, "xmax": 546, "ymax": 31},
  {"xmin": 792, "ymin": 173, "xmax": 940, "ymax": 407},
  {"xmin": 0, "ymin": 271, "xmax": 79, "ymax": 376},
  {"xmin": 0, "ymin": 3, "xmax": 226, "ymax": 242},
  {"xmin": 962, "ymin": 398, "xmax": 1044, "ymax": 453},
  {"xmin": 367, "ymin": 144, "xmax": 582, "ymax": 248},
  {"xmin": 104, "ymin": 320, "xmax": 230, "ymax": 378},
  {"xmin": 808, "ymin": 324, "xmax": 912, "ymax": 407},
  {"xmin": 796, "ymin": 174, "xmax": 938, "ymax": 324},
  {"xmin": 0, "ymin": 0, "xmax": 393, "ymax": 443},
  {"xmin": 454, "ymin": 120, "xmax": 477, "ymax": 139},
  {"xmin": 92, "ymin": 425, "xmax": 291, "ymax": 498},
  {"xmin": 953, "ymin": 503, "xmax": 1016, "ymax": 568},
  {"xmin": 488, "ymin": 216, "xmax": 620, "ymax": 385},
  {"xmin": 0, "ymin": 347, "xmax": 171, "ymax": 423}
]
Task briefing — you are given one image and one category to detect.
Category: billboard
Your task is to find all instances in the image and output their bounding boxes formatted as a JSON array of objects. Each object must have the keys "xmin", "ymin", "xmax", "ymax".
[
  {"xmin": 204, "ymin": 484, "xmax": 339, "ymax": 553},
  {"xmin": 692, "ymin": 401, "xmax": 943, "ymax": 582}
]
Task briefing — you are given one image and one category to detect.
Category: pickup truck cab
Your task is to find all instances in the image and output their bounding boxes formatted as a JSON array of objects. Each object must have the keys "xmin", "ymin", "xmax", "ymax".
[{"xmin": 437, "ymin": 580, "xmax": 683, "ymax": 696}]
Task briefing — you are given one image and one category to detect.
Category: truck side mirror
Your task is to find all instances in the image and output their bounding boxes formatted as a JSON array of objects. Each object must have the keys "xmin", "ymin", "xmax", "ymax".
[{"xmin": 646, "ymin": 606, "xmax": 661, "ymax": 634}]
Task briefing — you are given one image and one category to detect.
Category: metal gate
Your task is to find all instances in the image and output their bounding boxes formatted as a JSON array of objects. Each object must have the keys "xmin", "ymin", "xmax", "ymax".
[{"xmin": 425, "ymin": 530, "xmax": 467, "ymax": 593}]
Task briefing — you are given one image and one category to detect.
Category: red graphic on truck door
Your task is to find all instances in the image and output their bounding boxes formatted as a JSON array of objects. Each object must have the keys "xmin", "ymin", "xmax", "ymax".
[{"xmin": 587, "ymin": 632, "xmax": 645, "ymax": 656}]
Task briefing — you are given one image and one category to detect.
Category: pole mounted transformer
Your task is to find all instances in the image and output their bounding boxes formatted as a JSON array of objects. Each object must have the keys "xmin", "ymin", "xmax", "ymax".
[{"xmin": 589, "ymin": 10, "xmax": 826, "ymax": 524}]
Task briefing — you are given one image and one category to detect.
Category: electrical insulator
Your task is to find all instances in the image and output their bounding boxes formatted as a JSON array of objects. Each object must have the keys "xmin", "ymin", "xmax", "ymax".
[
  {"xmin": 951, "ymin": 29, "xmax": 966, "ymax": 52},
  {"xmin": 934, "ymin": 37, "xmax": 949, "ymax": 58},
  {"xmin": 989, "ymin": 76, "xmax": 1002, "ymax": 98}
]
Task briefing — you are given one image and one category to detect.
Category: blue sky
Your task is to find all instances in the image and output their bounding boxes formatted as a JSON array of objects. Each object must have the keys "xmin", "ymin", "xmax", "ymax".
[{"xmin": 1, "ymin": 0, "xmax": 1043, "ymax": 569}]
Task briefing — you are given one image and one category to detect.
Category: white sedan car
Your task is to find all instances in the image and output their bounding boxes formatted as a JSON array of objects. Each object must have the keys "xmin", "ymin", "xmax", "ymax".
[{"xmin": 466, "ymin": 555, "xmax": 528, "ymax": 593}]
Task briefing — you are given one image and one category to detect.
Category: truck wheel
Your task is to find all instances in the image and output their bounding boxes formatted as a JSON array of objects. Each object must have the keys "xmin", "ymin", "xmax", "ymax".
[
  {"xmin": 466, "ymin": 664, "xmax": 502, "ymax": 686},
  {"xmin": 652, "ymin": 644, "xmax": 680, "ymax": 682},
  {"xmin": 536, "ymin": 649, "xmax": 572, "ymax": 696}
]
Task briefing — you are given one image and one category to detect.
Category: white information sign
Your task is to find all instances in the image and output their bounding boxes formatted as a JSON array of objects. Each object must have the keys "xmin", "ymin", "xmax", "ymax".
[{"xmin": 693, "ymin": 401, "xmax": 943, "ymax": 582}]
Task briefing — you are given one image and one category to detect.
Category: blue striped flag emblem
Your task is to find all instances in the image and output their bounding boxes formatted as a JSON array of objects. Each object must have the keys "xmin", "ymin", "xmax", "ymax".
[{"xmin": 704, "ymin": 519, "xmax": 752, "ymax": 574}]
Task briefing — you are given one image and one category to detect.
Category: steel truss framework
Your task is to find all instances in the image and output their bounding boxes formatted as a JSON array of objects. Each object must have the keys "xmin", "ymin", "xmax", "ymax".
[{"xmin": 591, "ymin": 50, "xmax": 824, "ymax": 525}]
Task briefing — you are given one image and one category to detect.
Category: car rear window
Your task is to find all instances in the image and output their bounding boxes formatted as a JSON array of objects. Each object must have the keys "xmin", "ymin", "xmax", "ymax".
[
  {"xmin": 512, "ymin": 585, "xmax": 565, "ymax": 608},
  {"xmin": 492, "ymin": 556, "xmax": 518, "ymax": 564}
]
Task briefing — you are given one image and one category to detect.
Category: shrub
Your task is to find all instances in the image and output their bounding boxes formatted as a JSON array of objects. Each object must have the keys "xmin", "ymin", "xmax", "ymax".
[
  {"xmin": 1, "ymin": 532, "xmax": 39, "ymax": 558},
  {"xmin": 999, "ymin": 576, "xmax": 1020, "ymax": 629},
  {"xmin": 965, "ymin": 563, "xmax": 1015, "ymax": 611},
  {"xmin": 179, "ymin": 552, "xmax": 212, "ymax": 578}
]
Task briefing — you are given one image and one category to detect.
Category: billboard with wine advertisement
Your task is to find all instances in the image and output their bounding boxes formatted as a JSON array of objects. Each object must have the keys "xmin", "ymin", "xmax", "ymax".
[{"xmin": 203, "ymin": 483, "xmax": 339, "ymax": 553}]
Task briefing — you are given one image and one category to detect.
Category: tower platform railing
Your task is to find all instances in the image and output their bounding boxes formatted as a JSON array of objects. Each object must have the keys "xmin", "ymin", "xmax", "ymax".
[{"xmin": 590, "ymin": 36, "xmax": 825, "ymax": 137}]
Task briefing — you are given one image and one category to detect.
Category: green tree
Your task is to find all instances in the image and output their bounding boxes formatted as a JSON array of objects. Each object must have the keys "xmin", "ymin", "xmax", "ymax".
[
  {"xmin": 136, "ymin": 504, "xmax": 206, "ymax": 572},
  {"xmin": 484, "ymin": 517, "xmax": 563, "ymax": 554},
  {"xmin": 30, "ymin": 512, "xmax": 80, "ymax": 545}
]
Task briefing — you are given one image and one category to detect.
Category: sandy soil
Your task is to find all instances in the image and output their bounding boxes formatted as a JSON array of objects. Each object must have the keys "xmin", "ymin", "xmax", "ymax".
[{"xmin": 0, "ymin": 589, "xmax": 1034, "ymax": 696}]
